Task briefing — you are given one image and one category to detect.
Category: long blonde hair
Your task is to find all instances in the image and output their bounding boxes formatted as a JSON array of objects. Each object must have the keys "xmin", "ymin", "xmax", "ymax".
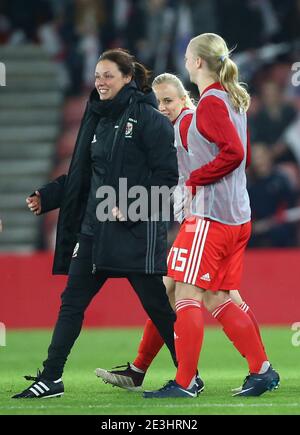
[
  {"xmin": 189, "ymin": 33, "xmax": 250, "ymax": 112},
  {"xmin": 152, "ymin": 73, "xmax": 195, "ymax": 109}
]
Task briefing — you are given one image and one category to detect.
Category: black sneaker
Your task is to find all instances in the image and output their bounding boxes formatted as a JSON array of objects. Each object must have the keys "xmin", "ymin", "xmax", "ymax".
[
  {"xmin": 95, "ymin": 363, "xmax": 145, "ymax": 391},
  {"xmin": 12, "ymin": 370, "xmax": 64, "ymax": 399},
  {"xmin": 233, "ymin": 366, "xmax": 280, "ymax": 397}
]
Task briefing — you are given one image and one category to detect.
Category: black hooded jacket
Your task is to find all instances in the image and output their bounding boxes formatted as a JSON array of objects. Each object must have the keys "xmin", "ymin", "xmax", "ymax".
[{"xmin": 37, "ymin": 82, "xmax": 178, "ymax": 275}]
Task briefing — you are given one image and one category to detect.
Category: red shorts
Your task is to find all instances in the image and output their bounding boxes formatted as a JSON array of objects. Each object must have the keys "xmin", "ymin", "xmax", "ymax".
[{"xmin": 167, "ymin": 216, "xmax": 251, "ymax": 291}]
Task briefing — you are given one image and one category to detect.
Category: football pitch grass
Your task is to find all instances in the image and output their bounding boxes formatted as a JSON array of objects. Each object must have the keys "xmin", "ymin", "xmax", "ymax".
[{"xmin": 0, "ymin": 327, "xmax": 299, "ymax": 415}]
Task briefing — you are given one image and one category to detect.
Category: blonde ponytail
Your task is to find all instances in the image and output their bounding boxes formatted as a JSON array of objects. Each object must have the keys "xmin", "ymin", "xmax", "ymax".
[
  {"xmin": 152, "ymin": 73, "xmax": 196, "ymax": 110},
  {"xmin": 219, "ymin": 57, "xmax": 250, "ymax": 112},
  {"xmin": 189, "ymin": 33, "xmax": 250, "ymax": 112}
]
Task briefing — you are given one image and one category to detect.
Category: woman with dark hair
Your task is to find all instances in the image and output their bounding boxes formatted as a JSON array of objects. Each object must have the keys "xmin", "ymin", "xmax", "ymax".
[{"xmin": 13, "ymin": 49, "xmax": 178, "ymax": 399}]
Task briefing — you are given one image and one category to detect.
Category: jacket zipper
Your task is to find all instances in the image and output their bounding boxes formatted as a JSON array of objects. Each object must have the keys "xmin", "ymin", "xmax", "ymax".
[{"xmin": 93, "ymin": 100, "xmax": 135, "ymax": 273}]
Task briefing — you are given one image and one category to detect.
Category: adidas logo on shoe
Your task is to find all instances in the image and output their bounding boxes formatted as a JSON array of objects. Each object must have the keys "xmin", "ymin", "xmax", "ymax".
[{"xmin": 12, "ymin": 370, "xmax": 64, "ymax": 399}]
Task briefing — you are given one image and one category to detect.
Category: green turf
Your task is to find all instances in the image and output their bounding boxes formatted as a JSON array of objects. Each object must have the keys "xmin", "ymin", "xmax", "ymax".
[{"xmin": 0, "ymin": 327, "xmax": 299, "ymax": 415}]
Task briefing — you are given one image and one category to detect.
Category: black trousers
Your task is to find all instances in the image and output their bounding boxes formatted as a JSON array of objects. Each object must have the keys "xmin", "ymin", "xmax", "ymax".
[{"xmin": 42, "ymin": 234, "xmax": 176, "ymax": 380}]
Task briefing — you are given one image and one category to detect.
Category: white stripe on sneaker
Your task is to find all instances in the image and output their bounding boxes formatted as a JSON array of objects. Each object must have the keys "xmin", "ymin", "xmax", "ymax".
[
  {"xmin": 29, "ymin": 387, "xmax": 39, "ymax": 396},
  {"xmin": 41, "ymin": 392, "xmax": 64, "ymax": 399},
  {"xmin": 38, "ymin": 381, "xmax": 50, "ymax": 391},
  {"xmin": 178, "ymin": 387, "xmax": 197, "ymax": 398},
  {"xmin": 33, "ymin": 384, "xmax": 44, "ymax": 394},
  {"xmin": 233, "ymin": 387, "xmax": 254, "ymax": 396}
]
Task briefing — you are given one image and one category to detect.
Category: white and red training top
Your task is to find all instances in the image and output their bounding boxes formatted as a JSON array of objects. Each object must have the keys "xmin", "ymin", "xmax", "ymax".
[
  {"xmin": 184, "ymin": 82, "xmax": 251, "ymax": 225},
  {"xmin": 173, "ymin": 107, "xmax": 193, "ymax": 180},
  {"xmin": 172, "ymin": 107, "xmax": 193, "ymax": 223}
]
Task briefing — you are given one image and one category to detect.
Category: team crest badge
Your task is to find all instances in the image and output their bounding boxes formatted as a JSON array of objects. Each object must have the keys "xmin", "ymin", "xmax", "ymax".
[{"xmin": 125, "ymin": 121, "xmax": 133, "ymax": 138}]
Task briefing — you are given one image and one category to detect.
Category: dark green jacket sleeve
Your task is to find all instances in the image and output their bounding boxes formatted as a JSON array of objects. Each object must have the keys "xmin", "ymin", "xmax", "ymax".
[{"xmin": 31, "ymin": 174, "xmax": 67, "ymax": 214}]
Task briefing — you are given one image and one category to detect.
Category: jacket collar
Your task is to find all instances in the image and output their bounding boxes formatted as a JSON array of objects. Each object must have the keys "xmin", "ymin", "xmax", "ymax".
[{"xmin": 88, "ymin": 82, "xmax": 138, "ymax": 119}]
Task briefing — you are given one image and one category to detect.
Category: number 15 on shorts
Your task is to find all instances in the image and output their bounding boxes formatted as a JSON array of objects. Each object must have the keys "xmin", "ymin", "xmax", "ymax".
[{"xmin": 169, "ymin": 247, "xmax": 188, "ymax": 272}]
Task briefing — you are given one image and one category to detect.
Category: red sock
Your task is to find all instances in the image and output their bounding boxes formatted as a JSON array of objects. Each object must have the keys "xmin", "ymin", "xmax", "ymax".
[
  {"xmin": 240, "ymin": 302, "xmax": 268, "ymax": 360},
  {"xmin": 212, "ymin": 300, "xmax": 267, "ymax": 373},
  {"xmin": 133, "ymin": 319, "xmax": 164, "ymax": 372},
  {"xmin": 175, "ymin": 299, "xmax": 204, "ymax": 389}
]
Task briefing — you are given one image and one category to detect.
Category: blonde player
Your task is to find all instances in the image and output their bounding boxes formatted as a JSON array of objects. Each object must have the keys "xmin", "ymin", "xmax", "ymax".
[
  {"xmin": 143, "ymin": 34, "xmax": 279, "ymax": 398},
  {"xmin": 96, "ymin": 69, "xmax": 277, "ymax": 397}
]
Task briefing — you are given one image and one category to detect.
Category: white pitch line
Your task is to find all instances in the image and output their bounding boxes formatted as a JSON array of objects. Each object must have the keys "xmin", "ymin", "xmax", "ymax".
[{"xmin": 1, "ymin": 403, "xmax": 299, "ymax": 411}]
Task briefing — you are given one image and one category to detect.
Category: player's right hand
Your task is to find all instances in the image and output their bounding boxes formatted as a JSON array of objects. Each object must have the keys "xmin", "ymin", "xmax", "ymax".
[
  {"xmin": 26, "ymin": 191, "xmax": 41, "ymax": 215},
  {"xmin": 112, "ymin": 206, "xmax": 126, "ymax": 221}
]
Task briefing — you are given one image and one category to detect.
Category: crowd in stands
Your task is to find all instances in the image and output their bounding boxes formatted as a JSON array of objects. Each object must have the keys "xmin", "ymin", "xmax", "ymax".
[{"xmin": 1, "ymin": 0, "xmax": 300, "ymax": 248}]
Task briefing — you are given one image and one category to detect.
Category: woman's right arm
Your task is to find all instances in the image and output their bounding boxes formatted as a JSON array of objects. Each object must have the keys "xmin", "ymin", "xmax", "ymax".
[{"xmin": 27, "ymin": 174, "xmax": 67, "ymax": 215}]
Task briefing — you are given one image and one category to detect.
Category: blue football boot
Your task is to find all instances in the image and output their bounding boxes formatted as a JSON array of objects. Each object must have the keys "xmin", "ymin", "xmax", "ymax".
[
  {"xmin": 143, "ymin": 380, "xmax": 198, "ymax": 399},
  {"xmin": 233, "ymin": 366, "xmax": 280, "ymax": 397}
]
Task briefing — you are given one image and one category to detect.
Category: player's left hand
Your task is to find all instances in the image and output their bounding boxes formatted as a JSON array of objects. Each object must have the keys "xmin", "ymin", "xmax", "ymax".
[{"xmin": 183, "ymin": 186, "xmax": 193, "ymax": 219}]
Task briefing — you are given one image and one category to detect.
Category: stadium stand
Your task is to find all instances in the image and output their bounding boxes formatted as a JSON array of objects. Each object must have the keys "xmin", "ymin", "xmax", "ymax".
[{"xmin": 0, "ymin": 44, "xmax": 63, "ymax": 251}]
